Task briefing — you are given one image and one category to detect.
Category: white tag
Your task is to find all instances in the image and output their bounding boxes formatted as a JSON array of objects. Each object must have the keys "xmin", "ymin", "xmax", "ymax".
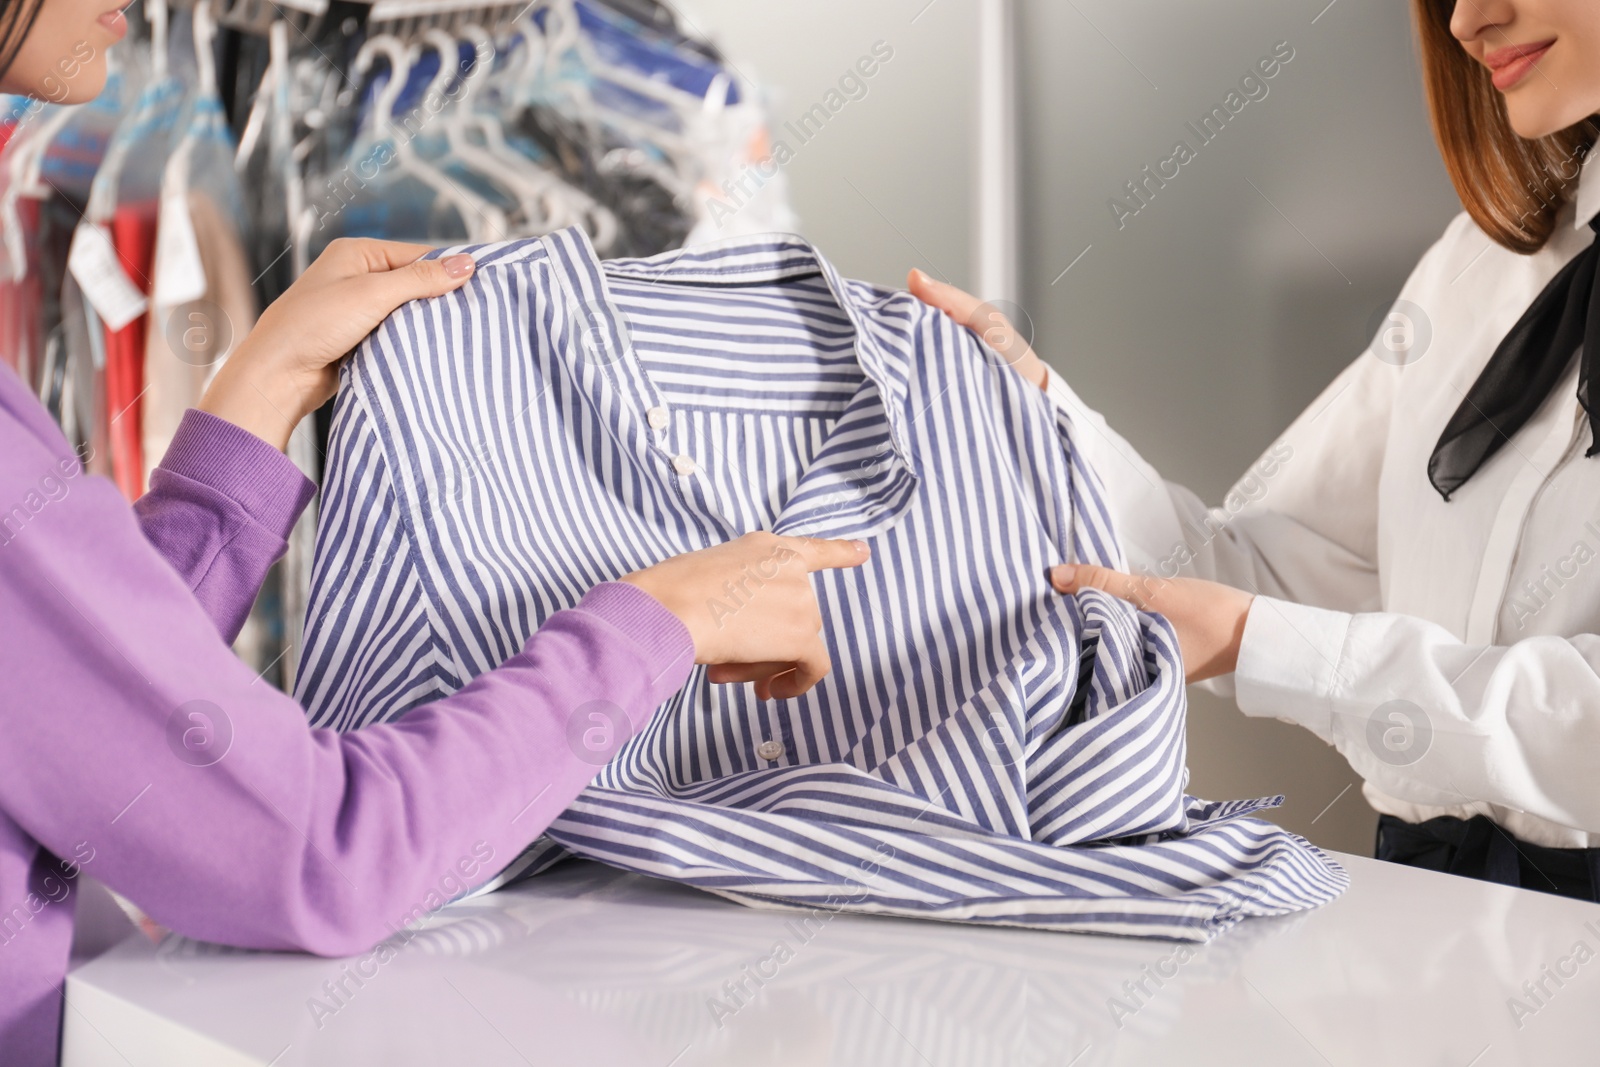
[
  {"xmin": 152, "ymin": 186, "xmax": 207, "ymax": 308},
  {"xmin": 67, "ymin": 223, "xmax": 148, "ymax": 331}
]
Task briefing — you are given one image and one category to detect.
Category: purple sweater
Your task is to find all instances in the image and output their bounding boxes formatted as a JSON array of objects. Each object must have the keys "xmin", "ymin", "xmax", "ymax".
[{"xmin": 0, "ymin": 366, "xmax": 694, "ymax": 1065}]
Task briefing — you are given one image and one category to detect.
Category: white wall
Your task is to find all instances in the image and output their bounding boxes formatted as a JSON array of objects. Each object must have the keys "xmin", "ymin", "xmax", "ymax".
[
  {"xmin": 679, "ymin": 0, "xmax": 977, "ymax": 289},
  {"xmin": 683, "ymin": 0, "xmax": 1464, "ymax": 855}
]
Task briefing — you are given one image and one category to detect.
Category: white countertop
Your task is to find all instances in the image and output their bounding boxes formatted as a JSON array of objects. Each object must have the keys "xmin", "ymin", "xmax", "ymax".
[{"xmin": 62, "ymin": 851, "xmax": 1600, "ymax": 1066}]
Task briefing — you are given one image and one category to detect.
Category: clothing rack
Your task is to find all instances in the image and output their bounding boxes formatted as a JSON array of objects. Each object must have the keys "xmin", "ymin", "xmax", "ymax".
[
  {"xmin": 207, "ymin": 0, "xmax": 688, "ymax": 41},
  {"xmin": 0, "ymin": 0, "xmax": 793, "ymax": 692}
]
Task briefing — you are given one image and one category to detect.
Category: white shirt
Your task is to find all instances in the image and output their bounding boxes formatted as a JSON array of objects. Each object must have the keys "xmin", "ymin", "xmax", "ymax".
[{"xmin": 1045, "ymin": 152, "xmax": 1600, "ymax": 850}]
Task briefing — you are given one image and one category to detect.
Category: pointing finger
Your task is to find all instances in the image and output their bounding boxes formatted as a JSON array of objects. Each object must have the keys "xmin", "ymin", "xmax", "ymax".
[
  {"xmin": 1050, "ymin": 563, "xmax": 1157, "ymax": 610},
  {"xmin": 785, "ymin": 537, "xmax": 871, "ymax": 573}
]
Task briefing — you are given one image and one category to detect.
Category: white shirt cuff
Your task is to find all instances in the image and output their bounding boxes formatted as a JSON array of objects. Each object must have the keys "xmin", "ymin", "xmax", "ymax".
[{"xmin": 1233, "ymin": 595, "xmax": 1352, "ymax": 743}]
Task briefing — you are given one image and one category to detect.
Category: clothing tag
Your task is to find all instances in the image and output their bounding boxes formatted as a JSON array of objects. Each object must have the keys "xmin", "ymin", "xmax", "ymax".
[
  {"xmin": 67, "ymin": 222, "xmax": 148, "ymax": 331},
  {"xmin": 152, "ymin": 187, "xmax": 207, "ymax": 308}
]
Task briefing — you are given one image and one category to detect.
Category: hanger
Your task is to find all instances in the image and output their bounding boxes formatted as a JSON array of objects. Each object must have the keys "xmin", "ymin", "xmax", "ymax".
[
  {"xmin": 82, "ymin": 0, "xmax": 182, "ymax": 228},
  {"xmin": 485, "ymin": 18, "xmax": 625, "ymax": 246},
  {"xmin": 507, "ymin": 3, "xmax": 548, "ymax": 93},
  {"xmin": 430, "ymin": 24, "xmax": 582, "ymax": 234},
  {"xmin": 527, "ymin": 0, "xmax": 711, "ymax": 208},
  {"xmin": 233, "ymin": 21, "xmax": 277, "ymax": 166},
  {"xmin": 350, "ymin": 32, "xmax": 509, "ymax": 242},
  {"xmin": 161, "ymin": 0, "xmax": 219, "ymax": 187},
  {"xmin": 193, "ymin": 0, "xmax": 217, "ymax": 96}
]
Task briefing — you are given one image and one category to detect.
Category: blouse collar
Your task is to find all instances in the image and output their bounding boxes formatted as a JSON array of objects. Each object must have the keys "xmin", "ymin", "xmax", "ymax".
[{"xmin": 1572, "ymin": 144, "xmax": 1600, "ymax": 232}]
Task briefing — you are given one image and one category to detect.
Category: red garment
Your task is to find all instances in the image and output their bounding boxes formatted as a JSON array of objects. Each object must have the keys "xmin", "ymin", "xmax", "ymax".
[
  {"xmin": 0, "ymin": 196, "xmax": 42, "ymax": 382},
  {"xmin": 103, "ymin": 201, "xmax": 157, "ymax": 500}
]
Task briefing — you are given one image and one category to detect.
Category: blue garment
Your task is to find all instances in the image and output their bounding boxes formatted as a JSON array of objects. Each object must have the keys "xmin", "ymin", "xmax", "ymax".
[{"xmin": 297, "ymin": 228, "xmax": 1346, "ymax": 939}]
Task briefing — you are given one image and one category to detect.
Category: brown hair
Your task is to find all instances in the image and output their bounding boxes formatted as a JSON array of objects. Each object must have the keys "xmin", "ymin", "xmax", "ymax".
[
  {"xmin": 1413, "ymin": 0, "xmax": 1598, "ymax": 254},
  {"xmin": 0, "ymin": 0, "xmax": 44, "ymax": 81}
]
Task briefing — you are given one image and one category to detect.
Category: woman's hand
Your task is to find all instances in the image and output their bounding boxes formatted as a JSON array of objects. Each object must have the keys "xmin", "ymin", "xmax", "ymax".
[
  {"xmin": 910, "ymin": 271, "xmax": 1251, "ymax": 678},
  {"xmin": 1051, "ymin": 563, "xmax": 1255, "ymax": 682},
  {"xmin": 907, "ymin": 269, "xmax": 1050, "ymax": 391},
  {"xmin": 622, "ymin": 532, "xmax": 871, "ymax": 700},
  {"xmin": 199, "ymin": 239, "xmax": 478, "ymax": 451}
]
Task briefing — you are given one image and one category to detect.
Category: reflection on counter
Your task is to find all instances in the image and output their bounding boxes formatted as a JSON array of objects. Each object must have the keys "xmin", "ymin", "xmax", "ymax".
[{"xmin": 66, "ymin": 856, "xmax": 1600, "ymax": 1066}]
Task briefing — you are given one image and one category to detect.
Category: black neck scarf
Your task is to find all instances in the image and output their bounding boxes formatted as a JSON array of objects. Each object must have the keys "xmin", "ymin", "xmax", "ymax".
[{"xmin": 1428, "ymin": 216, "xmax": 1600, "ymax": 500}]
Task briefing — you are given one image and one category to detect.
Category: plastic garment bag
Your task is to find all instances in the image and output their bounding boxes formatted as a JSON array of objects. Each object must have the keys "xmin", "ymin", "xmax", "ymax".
[
  {"xmin": 0, "ymin": 101, "xmax": 74, "ymax": 389},
  {"xmin": 235, "ymin": 21, "xmax": 302, "ymax": 300},
  {"xmin": 43, "ymin": 52, "xmax": 143, "ymax": 466},
  {"xmin": 506, "ymin": 0, "xmax": 797, "ymax": 256},
  {"xmin": 0, "ymin": 87, "xmax": 132, "ymax": 451},
  {"xmin": 140, "ymin": 0, "xmax": 257, "ymax": 488},
  {"xmin": 235, "ymin": 20, "xmax": 317, "ymax": 690},
  {"xmin": 73, "ymin": 0, "xmax": 193, "ymax": 499}
]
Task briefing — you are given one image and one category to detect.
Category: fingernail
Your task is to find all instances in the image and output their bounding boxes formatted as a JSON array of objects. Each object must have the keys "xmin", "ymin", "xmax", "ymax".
[
  {"xmin": 443, "ymin": 254, "xmax": 476, "ymax": 279},
  {"xmin": 1051, "ymin": 564, "xmax": 1076, "ymax": 590},
  {"xmin": 853, "ymin": 540, "xmax": 870, "ymax": 555}
]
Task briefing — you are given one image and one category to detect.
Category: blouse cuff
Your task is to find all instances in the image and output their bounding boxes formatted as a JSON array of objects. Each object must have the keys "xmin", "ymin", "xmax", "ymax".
[
  {"xmin": 1233, "ymin": 595, "xmax": 1351, "ymax": 742},
  {"xmin": 570, "ymin": 582, "xmax": 695, "ymax": 698},
  {"xmin": 158, "ymin": 409, "xmax": 316, "ymax": 540}
]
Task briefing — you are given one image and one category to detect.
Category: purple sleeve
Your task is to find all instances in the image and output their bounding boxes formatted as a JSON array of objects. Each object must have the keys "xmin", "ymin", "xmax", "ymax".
[
  {"xmin": 0, "ymin": 408, "xmax": 694, "ymax": 956},
  {"xmin": 132, "ymin": 409, "xmax": 317, "ymax": 642}
]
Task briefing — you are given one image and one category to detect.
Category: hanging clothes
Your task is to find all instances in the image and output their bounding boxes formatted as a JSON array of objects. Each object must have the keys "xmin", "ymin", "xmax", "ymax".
[
  {"xmin": 102, "ymin": 206, "xmax": 157, "ymax": 496},
  {"xmin": 35, "ymin": 59, "xmax": 137, "ymax": 459},
  {"xmin": 141, "ymin": 8, "xmax": 257, "ymax": 489},
  {"xmin": 234, "ymin": 19, "xmax": 317, "ymax": 692},
  {"xmin": 511, "ymin": 104, "xmax": 690, "ymax": 257},
  {"xmin": 10, "ymin": 0, "xmax": 798, "ymax": 694},
  {"xmin": 141, "ymin": 184, "xmax": 256, "ymax": 479},
  {"xmin": 0, "ymin": 104, "xmax": 63, "ymax": 387},
  {"xmin": 296, "ymin": 229, "xmax": 1347, "ymax": 940},
  {"xmin": 76, "ymin": 41, "xmax": 190, "ymax": 500}
]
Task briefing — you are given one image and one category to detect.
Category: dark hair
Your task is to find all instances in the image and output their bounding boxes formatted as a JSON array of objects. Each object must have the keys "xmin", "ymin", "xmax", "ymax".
[
  {"xmin": 1412, "ymin": 0, "xmax": 1598, "ymax": 254},
  {"xmin": 0, "ymin": 0, "xmax": 44, "ymax": 81}
]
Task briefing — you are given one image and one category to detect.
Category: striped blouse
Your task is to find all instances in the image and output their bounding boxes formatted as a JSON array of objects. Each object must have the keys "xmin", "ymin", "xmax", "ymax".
[{"xmin": 296, "ymin": 228, "xmax": 1346, "ymax": 939}]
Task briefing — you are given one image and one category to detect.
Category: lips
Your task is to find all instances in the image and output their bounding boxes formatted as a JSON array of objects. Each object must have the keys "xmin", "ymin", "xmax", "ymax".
[
  {"xmin": 96, "ymin": 4, "xmax": 128, "ymax": 39},
  {"xmin": 1482, "ymin": 39, "xmax": 1555, "ymax": 91}
]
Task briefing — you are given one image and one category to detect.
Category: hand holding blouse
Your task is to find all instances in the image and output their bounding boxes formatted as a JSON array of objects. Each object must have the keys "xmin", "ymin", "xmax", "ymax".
[
  {"xmin": 908, "ymin": 269, "xmax": 1255, "ymax": 681},
  {"xmin": 199, "ymin": 239, "xmax": 478, "ymax": 452}
]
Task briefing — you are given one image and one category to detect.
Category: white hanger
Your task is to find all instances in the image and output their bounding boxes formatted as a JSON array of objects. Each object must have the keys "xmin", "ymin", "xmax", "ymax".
[
  {"xmin": 425, "ymin": 25, "xmax": 567, "ymax": 232},
  {"xmin": 350, "ymin": 32, "xmax": 508, "ymax": 242},
  {"xmin": 508, "ymin": 3, "xmax": 548, "ymax": 92},
  {"xmin": 150, "ymin": 0, "xmax": 169, "ymax": 82},
  {"xmin": 542, "ymin": 0, "xmax": 699, "ymax": 134},
  {"xmin": 81, "ymin": 0, "xmax": 175, "ymax": 228}
]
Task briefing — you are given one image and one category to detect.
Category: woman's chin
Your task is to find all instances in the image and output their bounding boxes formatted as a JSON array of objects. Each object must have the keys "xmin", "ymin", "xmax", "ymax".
[
  {"xmin": 32, "ymin": 66, "xmax": 108, "ymax": 105},
  {"xmin": 1503, "ymin": 94, "xmax": 1597, "ymax": 141}
]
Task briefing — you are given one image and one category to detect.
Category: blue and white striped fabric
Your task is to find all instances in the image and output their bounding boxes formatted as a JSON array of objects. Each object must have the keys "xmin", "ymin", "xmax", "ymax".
[{"xmin": 297, "ymin": 228, "xmax": 1347, "ymax": 940}]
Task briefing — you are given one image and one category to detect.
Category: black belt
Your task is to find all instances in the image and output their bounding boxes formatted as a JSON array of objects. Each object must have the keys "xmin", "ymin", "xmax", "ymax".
[{"xmin": 1376, "ymin": 814, "xmax": 1600, "ymax": 902}]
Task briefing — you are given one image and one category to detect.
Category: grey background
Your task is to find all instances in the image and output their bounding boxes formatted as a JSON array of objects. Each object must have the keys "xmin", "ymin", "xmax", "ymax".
[{"xmin": 681, "ymin": 0, "xmax": 1464, "ymax": 854}]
